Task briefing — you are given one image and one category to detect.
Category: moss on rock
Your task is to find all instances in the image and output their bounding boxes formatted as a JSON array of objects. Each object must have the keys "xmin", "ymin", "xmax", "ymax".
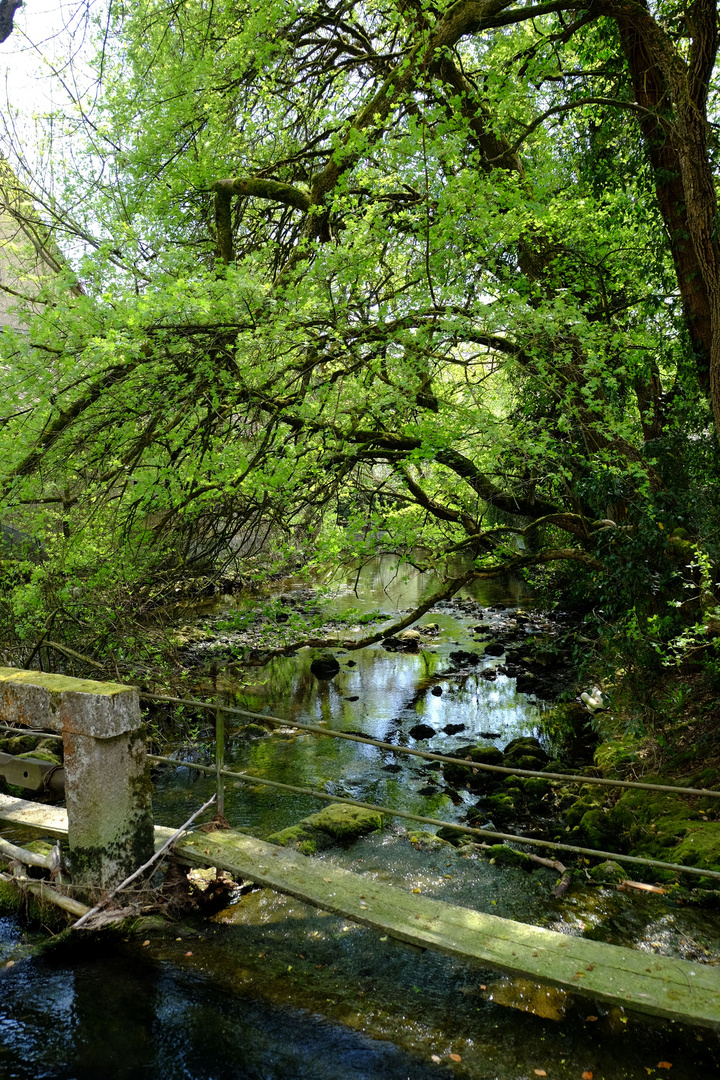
[
  {"xmin": 588, "ymin": 859, "xmax": 625, "ymax": 883},
  {"xmin": 408, "ymin": 829, "xmax": 454, "ymax": 851},
  {"xmin": 443, "ymin": 745, "xmax": 504, "ymax": 791},
  {"xmin": 268, "ymin": 803, "xmax": 383, "ymax": 853},
  {"xmin": 485, "ymin": 844, "xmax": 533, "ymax": 870}
]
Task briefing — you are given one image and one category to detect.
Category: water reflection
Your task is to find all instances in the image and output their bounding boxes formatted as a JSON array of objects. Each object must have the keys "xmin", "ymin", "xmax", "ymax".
[
  {"xmin": 0, "ymin": 941, "xmax": 451, "ymax": 1080},
  {"xmin": 154, "ymin": 593, "xmax": 545, "ymax": 837}
]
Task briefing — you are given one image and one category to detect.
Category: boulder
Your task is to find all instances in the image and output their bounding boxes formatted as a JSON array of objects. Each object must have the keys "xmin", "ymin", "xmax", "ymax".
[
  {"xmin": 483, "ymin": 642, "xmax": 505, "ymax": 657},
  {"xmin": 268, "ymin": 803, "xmax": 383, "ymax": 854},
  {"xmin": 449, "ymin": 649, "xmax": 481, "ymax": 666},
  {"xmin": 409, "ymin": 722, "xmax": 436, "ymax": 740},
  {"xmin": 310, "ymin": 653, "xmax": 340, "ymax": 680}
]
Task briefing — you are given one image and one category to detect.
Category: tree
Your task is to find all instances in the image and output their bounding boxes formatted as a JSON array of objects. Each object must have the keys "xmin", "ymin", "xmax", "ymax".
[
  {"xmin": 0, "ymin": 0, "xmax": 719, "ymax": 654},
  {"xmin": 0, "ymin": 0, "xmax": 21, "ymax": 44}
]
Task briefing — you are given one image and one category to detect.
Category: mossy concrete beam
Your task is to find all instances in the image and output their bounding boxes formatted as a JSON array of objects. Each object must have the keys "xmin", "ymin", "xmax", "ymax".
[{"xmin": 0, "ymin": 667, "xmax": 153, "ymax": 891}]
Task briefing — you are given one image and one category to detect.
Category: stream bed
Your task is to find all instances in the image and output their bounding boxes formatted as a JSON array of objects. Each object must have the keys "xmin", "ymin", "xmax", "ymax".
[{"xmin": 1, "ymin": 562, "xmax": 720, "ymax": 1079}]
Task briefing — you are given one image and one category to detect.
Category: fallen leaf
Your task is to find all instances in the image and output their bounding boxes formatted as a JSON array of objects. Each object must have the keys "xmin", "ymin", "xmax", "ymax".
[
  {"xmin": 480, "ymin": 984, "xmax": 487, "ymax": 990},
  {"xmin": 4, "ymin": 961, "xmax": 15, "ymax": 968},
  {"xmin": 142, "ymin": 940, "xmax": 150, "ymax": 947},
  {"xmin": 582, "ymin": 1072, "xmax": 593, "ymax": 1079},
  {"xmin": 658, "ymin": 1063, "xmax": 672, "ymax": 1070},
  {"xmin": 533, "ymin": 1071, "xmax": 547, "ymax": 1077},
  {"xmin": 412, "ymin": 887, "xmax": 421, "ymax": 893},
  {"xmin": 449, "ymin": 1054, "xmax": 462, "ymax": 1063},
  {"xmin": 184, "ymin": 951, "xmax": 193, "ymax": 957},
  {"xmin": 585, "ymin": 1016, "xmax": 598, "ymax": 1022},
  {"xmin": 431, "ymin": 1055, "xmax": 441, "ymax": 1064}
]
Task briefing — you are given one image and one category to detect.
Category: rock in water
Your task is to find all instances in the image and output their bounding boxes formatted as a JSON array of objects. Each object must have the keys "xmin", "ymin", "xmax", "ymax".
[
  {"xmin": 409, "ymin": 723, "xmax": 436, "ymax": 740},
  {"xmin": 310, "ymin": 653, "xmax": 340, "ymax": 680}
]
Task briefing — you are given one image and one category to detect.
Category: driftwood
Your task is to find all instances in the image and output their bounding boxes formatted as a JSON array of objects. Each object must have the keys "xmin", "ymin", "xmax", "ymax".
[
  {"xmin": 0, "ymin": 836, "xmax": 54, "ymax": 870},
  {"xmin": 0, "ymin": 870, "xmax": 89, "ymax": 918}
]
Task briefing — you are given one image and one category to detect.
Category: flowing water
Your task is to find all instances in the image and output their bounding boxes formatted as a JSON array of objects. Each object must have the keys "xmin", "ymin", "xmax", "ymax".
[{"xmin": 1, "ymin": 562, "xmax": 719, "ymax": 1079}]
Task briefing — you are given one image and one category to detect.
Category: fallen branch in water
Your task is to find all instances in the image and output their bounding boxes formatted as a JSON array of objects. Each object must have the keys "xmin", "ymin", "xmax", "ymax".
[
  {"xmin": 0, "ymin": 870, "xmax": 89, "ymax": 919},
  {"xmin": 0, "ymin": 836, "xmax": 54, "ymax": 871}
]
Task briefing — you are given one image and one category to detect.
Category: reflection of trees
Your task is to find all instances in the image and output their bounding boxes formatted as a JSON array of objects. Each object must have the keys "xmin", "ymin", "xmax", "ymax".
[{"xmin": 68, "ymin": 950, "xmax": 159, "ymax": 1076}]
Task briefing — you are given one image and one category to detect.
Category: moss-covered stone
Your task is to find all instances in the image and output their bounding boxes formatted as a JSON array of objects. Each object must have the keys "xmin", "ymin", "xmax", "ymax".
[
  {"xmin": 240, "ymin": 723, "xmax": 268, "ymax": 738},
  {"xmin": 442, "ymin": 745, "xmax": 504, "ymax": 791},
  {"xmin": 575, "ymin": 807, "xmax": 617, "ymax": 849},
  {"xmin": 435, "ymin": 826, "xmax": 473, "ymax": 847},
  {"xmin": 408, "ymin": 829, "xmax": 454, "ymax": 850},
  {"xmin": 564, "ymin": 791, "xmax": 605, "ymax": 828},
  {"xmin": 267, "ymin": 822, "xmax": 321, "ymax": 854},
  {"xmin": 522, "ymin": 776, "xmax": 552, "ymax": 799},
  {"xmin": 487, "ymin": 792, "xmax": 517, "ymax": 824},
  {"xmin": 485, "ymin": 844, "xmax": 533, "ymax": 870},
  {"xmin": 504, "ymin": 736, "xmax": 548, "ymax": 763},
  {"xmin": 17, "ymin": 749, "xmax": 62, "ymax": 766},
  {"xmin": 268, "ymin": 803, "xmax": 383, "ymax": 853},
  {"xmin": 588, "ymin": 859, "xmax": 625, "ymax": 882},
  {"xmin": 594, "ymin": 734, "xmax": 643, "ymax": 772},
  {"xmin": 673, "ymin": 824, "xmax": 720, "ymax": 873},
  {"xmin": 505, "ymin": 753, "xmax": 546, "ymax": 772}
]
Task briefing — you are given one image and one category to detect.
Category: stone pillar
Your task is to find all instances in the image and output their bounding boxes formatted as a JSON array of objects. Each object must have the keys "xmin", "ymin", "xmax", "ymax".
[{"xmin": 0, "ymin": 668, "xmax": 154, "ymax": 891}]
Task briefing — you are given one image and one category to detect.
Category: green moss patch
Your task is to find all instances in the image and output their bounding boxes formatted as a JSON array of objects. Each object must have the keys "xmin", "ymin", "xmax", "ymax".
[
  {"xmin": 485, "ymin": 844, "xmax": 533, "ymax": 870},
  {"xmin": 268, "ymin": 803, "xmax": 383, "ymax": 853}
]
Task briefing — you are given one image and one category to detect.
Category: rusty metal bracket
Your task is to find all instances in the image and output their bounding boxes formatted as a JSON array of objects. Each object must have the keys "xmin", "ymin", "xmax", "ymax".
[{"xmin": 0, "ymin": 751, "xmax": 65, "ymax": 795}]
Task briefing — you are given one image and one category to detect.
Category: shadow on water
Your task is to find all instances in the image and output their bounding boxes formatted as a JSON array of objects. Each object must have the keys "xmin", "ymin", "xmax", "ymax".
[
  {"xmin": 0, "ymin": 936, "xmax": 452, "ymax": 1080},
  {"xmin": 2, "ymin": 916, "xmax": 718, "ymax": 1080}
]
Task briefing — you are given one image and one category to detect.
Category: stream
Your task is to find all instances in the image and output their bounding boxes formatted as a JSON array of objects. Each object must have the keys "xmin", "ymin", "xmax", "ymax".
[{"xmin": 1, "ymin": 561, "xmax": 719, "ymax": 1079}]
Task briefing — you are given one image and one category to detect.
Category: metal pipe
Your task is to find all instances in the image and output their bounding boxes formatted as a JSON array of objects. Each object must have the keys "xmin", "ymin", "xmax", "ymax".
[{"xmin": 148, "ymin": 753, "xmax": 720, "ymax": 882}]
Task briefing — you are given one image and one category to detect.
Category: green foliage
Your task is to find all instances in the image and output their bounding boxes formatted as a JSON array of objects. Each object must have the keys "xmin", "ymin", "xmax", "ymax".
[{"xmin": 0, "ymin": 0, "xmax": 719, "ymax": 657}]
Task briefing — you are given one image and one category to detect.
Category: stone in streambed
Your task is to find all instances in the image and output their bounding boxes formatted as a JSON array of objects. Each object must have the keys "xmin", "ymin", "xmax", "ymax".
[
  {"xmin": 485, "ymin": 844, "xmax": 533, "ymax": 870},
  {"xmin": 310, "ymin": 653, "xmax": 340, "ymax": 680},
  {"xmin": 483, "ymin": 642, "xmax": 505, "ymax": 657},
  {"xmin": 409, "ymin": 723, "xmax": 436, "ymax": 740},
  {"xmin": 267, "ymin": 804, "xmax": 383, "ymax": 854},
  {"xmin": 442, "ymin": 745, "xmax": 504, "ymax": 790}
]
